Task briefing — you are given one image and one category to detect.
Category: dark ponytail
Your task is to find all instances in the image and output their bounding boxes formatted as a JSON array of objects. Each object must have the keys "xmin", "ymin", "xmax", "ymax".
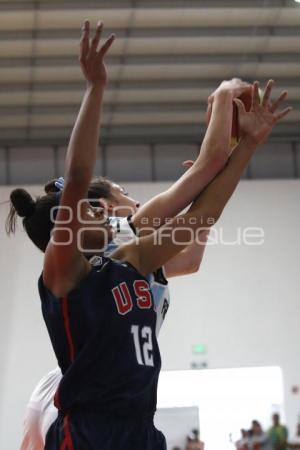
[
  {"xmin": 7, "ymin": 175, "xmax": 116, "ymax": 252},
  {"xmin": 6, "ymin": 188, "xmax": 60, "ymax": 252},
  {"xmin": 6, "ymin": 188, "xmax": 36, "ymax": 235}
]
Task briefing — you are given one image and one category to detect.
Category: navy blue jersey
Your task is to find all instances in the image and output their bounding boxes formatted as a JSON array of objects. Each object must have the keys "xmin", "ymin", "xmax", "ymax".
[
  {"xmin": 105, "ymin": 216, "xmax": 170, "ymax": 336},
  {"xmin": 39, "ymin": 256, "xmax": 161, "ymax": 419}
]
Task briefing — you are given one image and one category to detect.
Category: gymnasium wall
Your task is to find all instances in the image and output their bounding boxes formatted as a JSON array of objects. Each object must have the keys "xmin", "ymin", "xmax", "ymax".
[
  {"xmin": 0, "ymin": 180, "xmax": 299, "ymax": 449},
  {"xmin": 0, "ymin": 140, "xmax": 300, "ymax": 185}
]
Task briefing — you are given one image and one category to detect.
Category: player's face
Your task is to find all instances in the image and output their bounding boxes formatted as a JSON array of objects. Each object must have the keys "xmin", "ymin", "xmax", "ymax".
[{"xmin": 109, "ymin": 183, "xmax": 140, "ymax": 217}]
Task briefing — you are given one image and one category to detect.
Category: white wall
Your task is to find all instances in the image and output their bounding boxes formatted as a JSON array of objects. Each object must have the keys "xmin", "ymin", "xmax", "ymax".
[
  {"xmin": 155, "ymin": 406, "xmax": 199, "ymax": 449},
  {"xmin": 0, "ymin": 180, "xmax": 300, "ymax": 448}
]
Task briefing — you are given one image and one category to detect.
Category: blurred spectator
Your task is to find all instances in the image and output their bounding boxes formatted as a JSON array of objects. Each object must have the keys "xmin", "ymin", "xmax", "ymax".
[
  {"xmin": 268, "ymin": 414, "xmax": 288, "ymax": 450},
  {"xmin": 185, "ymin": 428, "xmax": 205, "ymax": 450},
  {"xmin": 288, "ymin": 423, "xmax": 300, "ymax": 449},
  {"xmin": 172, "ymin": 447, "xmax": 182, "ymax": 450},
  {"xmin": 236, "ymin": 429, "xmax": 249, "ymax": 450},
  {"xmin": 252, "ymin": 420, "xmax": 272, "ymax": 450}
]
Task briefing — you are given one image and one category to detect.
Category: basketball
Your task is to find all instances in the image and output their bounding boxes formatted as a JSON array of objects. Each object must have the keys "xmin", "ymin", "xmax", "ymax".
[
  {"xmin": 231, "ymin": 89, "xmax": 253, "ymax": 141},
  {"xmin": 206, "ymin": 86, "xmax": 255, "ymax": 145}
]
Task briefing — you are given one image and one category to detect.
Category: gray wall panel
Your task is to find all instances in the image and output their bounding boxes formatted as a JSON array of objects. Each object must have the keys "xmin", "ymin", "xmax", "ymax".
[
  {"xmin": 250, "ymin": 142, "xmax": 294, "ymax": 179},
  {"xmin": 154, "ymin": 144, "xmax": 198, "ymax": 181},
  {"xmin": 57, "ymin": 146, "xmax": 103, "ymax": 179},
  {"xmin": 1, "ymin": 141, "xmax": 299, "ymax": 185},
  {"xmin": 296, "ymin": 143, "xmax": 300, "ymax": 178},
  {"xmin": 106, "ymin": 145, "xmax": 151, "ymax": 182},
  {"xmin": 10, "ymin": 147, "xmax": 55, "ymax": 185},
  {"xmin": 0, "ymin": 148, "xmax": 6, "ymax": 185}
]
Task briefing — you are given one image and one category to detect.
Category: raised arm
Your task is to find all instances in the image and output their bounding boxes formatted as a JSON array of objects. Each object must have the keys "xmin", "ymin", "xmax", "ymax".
[
  {"xmin": 43, "ymin": 21, "xmax": 115, "ymax": 296},
  {"xmin": 164, "ymin": 158, "xmax": 209, "ymax": 278},
  {"xmin": 163, "ymin": 230, "xmax": 210, "ymax": 277},
  {"xmin": 131, "ymin": 79, "xmax": 251, "ymax": 235},
  {"xmin": 113, "ymin": 81, "xmax": 291, "ymax": 275}
]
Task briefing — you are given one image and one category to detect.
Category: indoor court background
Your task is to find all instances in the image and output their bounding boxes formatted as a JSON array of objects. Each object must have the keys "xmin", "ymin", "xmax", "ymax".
[
  {"xmin": 1, "ymin": 180, "xmax": 300, "ymax": 449},
  {"xmin": 1, "ymin": 0, "xmax": 300, "ymax": 449}
]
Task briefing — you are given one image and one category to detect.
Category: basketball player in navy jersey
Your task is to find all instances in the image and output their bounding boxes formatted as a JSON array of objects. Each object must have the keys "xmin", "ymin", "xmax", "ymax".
[
  {"xmin": 8, "ymin": 20, "xmax": 291, "ymax": 450},
  {"xmin": 20, "ymin": 58, "xmax": 260, "ymax": 450},
  {"xmin": 19, "ymin": 76, "xmax": 262, "ymax": 448},
  {"xmin": 20, "ymin": 173, "xmax": 210, "ymax": 450}
]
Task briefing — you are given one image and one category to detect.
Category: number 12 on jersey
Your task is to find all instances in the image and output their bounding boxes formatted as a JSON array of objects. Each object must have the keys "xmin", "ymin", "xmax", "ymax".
[{"xmin": 131, "ymin": 325, "xmax": 154, "ymax": 367}]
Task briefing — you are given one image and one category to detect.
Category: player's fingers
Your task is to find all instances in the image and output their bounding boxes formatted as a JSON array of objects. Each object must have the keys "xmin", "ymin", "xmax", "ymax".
[
  {"xmin": 233, "ymin": 98, "xmax": 247, "ymax": 115},
  {"xmin": 252, "ymin": 81, "xmax": 260, "ymax": 108},
  {"xmin": 79, "ymin": 20, "xmax": 90, "ymax": 63},
  {"xmin": 182, "ymin": 160, "xmax": 194, "ymax": 168},
  {"xmin": 274, "ymin": 106, "xmax": 292, "ymax": 122},
  {"xmin": 98, "ymin": 34, "xmax": 116, "ymax": 57},
  {"xmin": 261, "ymin": 79, "xmax": 274, "ymax": 107},
  {"xmin": 90, "ymin": 21, "xmax": 103, "ymax": 55},
  {"xmin": 81, "ymin": 19, "xmax": 90, "ymax": 38},
  {"xmin": 270, "ymin": 91, "xmax": 288, "ymax": 113}
]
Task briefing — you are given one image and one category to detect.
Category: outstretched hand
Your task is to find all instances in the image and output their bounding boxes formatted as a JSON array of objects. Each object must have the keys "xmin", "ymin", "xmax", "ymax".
[
  {"xmin": 234, "ymin": 80, "xmax": 292, "ymax": 146},
  {"xmin": 79, "ymin": 20, "xmax": 115, "ymax": 87}
]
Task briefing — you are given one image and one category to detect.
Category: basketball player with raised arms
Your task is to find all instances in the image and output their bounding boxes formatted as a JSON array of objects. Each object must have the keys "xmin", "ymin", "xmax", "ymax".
[
  {"xmin": 7, "ymin": 20, "xmax": 290, "ymax": 450},
  {"xmin": 19, "ymin": 73, "xmax": 257, "ymax": 450},
  {"xmin": 19, "ymin": 45, "xmax": 258, "ymax": 450},
  {"xmin": 20, "ymin": 173, "xmax": 206, "ymax": 450}
]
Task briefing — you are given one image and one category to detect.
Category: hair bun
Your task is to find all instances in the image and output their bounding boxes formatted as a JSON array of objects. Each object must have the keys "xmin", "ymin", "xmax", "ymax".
[
  {"xmin": 10, "ymin": 189, "xmax": 36, "ymax": 218},
  {"xmin": 44, "ymin": 179, "xmax": 60, "ymax": 194}
]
